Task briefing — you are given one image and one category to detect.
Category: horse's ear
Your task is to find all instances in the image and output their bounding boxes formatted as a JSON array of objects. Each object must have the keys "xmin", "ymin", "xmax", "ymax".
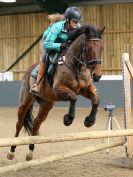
[
  {"xmin": 99, "ymin": 26, "xmax": 105, "ymax": 35},
  {"xmin": 85, "ymin": 26, "xmax": 90, "ymax": 37}
]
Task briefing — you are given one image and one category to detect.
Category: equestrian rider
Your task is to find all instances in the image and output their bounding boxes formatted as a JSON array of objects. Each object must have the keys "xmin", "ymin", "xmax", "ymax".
[{"xmin": 30, "ymin": 6, "xmax": 82, "ymax": 95}]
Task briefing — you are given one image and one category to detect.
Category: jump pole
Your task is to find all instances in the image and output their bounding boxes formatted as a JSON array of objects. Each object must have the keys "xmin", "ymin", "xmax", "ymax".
[
  {"xmin": 0, "ymin": 129, "xmax": 133, "ymax": 147},
  {"xmin": 0, "ymin": 139, "xmax": 125, "ymax": 174},
  {"xmin": 112, "ymin": 53, "xmax": 133, "ymax": 168}
]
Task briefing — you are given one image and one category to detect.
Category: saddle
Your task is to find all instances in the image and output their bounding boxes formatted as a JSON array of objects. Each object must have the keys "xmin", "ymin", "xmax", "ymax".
[
  {"xmin": 45, "ymin": 51, "xmax": 65, "ymax": 86},
  {"xmin": 47, "ymin": 52, "xmax": 59, "ymax": 76}
]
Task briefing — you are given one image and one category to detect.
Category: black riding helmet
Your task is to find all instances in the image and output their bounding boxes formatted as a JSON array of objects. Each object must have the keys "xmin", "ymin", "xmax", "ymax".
[{"xmin": 65, "ymin": 6, "xmax": 82, "ymax": 22}]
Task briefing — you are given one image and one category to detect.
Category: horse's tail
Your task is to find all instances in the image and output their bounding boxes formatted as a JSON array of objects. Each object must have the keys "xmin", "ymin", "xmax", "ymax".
[
  {"xmin": 23, "ymin": 104, "xmax": 34, "ymax": 135},
  {"xmin": 20, "ymin": 63, "xmax": 37, "ymax": 135}
]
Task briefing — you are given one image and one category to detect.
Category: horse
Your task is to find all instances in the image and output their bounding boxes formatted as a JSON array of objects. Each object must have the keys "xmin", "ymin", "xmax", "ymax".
[{"xmin": 7, "ymin": 25, "xmax": 105, "ymax": 161}]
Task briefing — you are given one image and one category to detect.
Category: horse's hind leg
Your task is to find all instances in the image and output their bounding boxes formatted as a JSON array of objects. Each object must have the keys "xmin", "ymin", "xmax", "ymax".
[
  {"xmin": 26, "ymin": 100, "xmax": 53, "ymax": 161},
  {"xmin": 80, "ymin": 82, "xmax": 100, "ymax": 127},
  {"xmin": 7, "ymin": 94, "xmax": 35, "ymax": 160}
]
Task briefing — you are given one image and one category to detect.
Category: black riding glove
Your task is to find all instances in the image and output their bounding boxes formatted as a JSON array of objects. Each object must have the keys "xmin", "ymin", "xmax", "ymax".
[{"xmin": 60, "ymin": 42, "xmax": 68, "ymax": 50}]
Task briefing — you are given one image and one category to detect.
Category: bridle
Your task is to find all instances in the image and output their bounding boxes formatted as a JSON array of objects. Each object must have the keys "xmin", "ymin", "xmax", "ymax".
[
  {"xmin": 82, "ymin": 38, "xmax": 102, "ymax": 68},
  {"xmin": 68, "ymin": 37, "xmax": 102, "ymax": 70}
]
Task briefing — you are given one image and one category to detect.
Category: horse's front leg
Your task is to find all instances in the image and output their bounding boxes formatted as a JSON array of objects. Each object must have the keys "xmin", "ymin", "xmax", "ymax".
[
  {"xmin": 80, "ymin": 82, "xmax": 100, "ymax": 127},
  {"xmin": 53, "ymin": 84, "xmax": 77, "ymax": 126},
  {"xmin": 63, "ymin": 100, "xmax": 76, "ymax": 126}
]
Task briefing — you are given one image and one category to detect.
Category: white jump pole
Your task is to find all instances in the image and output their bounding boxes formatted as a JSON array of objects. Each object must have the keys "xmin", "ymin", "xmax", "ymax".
[
  {"xmin": 0, "ymin": 129, "xmax": 133, "ymax": 147},
  {"xmin": 0, "ymin": 139, "xmax": 125, "ymax": 174}
]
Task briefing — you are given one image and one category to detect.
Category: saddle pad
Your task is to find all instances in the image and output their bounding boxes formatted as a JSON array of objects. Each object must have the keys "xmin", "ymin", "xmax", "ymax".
[{"xmin": 31, "ymin": 64, "xmax": 39, "ymax": 78}]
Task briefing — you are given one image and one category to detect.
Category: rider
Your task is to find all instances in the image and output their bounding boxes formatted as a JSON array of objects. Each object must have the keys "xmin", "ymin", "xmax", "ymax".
[{"xmin": 30, "ymin": 6, "xmax": 82, "ymax": 95}]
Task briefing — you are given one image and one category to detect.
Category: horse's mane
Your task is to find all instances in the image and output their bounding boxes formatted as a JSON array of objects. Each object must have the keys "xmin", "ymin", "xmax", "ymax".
[
  {"xmin": 68, "ymin": 25, "xmax": 102, "ymax": 42},
  {"xmin": 68, "ymin": 25, "xmax": 86, "ymax": 42},
  {"xmin": 65, "ymin": 32, "xmax": 85, "ymax": 59}
]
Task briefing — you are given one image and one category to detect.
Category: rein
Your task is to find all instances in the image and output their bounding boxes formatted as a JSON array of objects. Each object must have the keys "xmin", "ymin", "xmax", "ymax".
[{"xmin": 62, "ymin": 36, "xmax": 102, "ymax": 84}]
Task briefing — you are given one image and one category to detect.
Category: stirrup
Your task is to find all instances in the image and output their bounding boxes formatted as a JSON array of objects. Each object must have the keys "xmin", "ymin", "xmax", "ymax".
[
  {"xmin": 29, "ymin": 90, "xmax": 39, "ymax": 96},
  {"xmin": 30, "ymin": 84, "xmax": 40, "ymax": 96}
]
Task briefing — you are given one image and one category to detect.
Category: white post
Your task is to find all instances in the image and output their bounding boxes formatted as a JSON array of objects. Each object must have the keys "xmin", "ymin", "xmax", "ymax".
[{"xmin": 122, "ymin": 53, "xmax": 133, "ymax": 158}]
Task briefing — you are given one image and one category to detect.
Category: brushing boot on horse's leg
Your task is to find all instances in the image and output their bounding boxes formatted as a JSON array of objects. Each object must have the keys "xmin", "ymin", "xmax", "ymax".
[{"xmin": 30, "ymin": 61, "xmax": 46, "ymax": 95}]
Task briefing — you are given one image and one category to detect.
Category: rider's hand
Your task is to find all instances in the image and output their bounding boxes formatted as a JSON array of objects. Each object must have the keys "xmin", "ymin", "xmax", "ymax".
[{"xmin": 60, "ymin": 42, "xmax": 68, "ymax": 50}]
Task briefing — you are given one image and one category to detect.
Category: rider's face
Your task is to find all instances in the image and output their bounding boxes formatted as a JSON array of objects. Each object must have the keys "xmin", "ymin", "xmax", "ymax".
[{"xmin": 69, "ymin": 19, "xmax": 78, "ymax": 29}]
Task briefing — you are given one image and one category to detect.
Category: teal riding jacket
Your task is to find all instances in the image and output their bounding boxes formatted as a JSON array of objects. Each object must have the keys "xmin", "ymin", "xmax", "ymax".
[
  {"xmin": 31, "ymin": 21, "xmax": 81, "ymax": 78},
  {"xmin": 42, "ymin": 20, "xmax": 81, "ymax": 52}
]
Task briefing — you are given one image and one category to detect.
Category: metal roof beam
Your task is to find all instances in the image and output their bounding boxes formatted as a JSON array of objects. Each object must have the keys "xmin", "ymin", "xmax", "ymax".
[{"xmin": 33, "ymin": 0, "xmax": 68, "ymax": 13}]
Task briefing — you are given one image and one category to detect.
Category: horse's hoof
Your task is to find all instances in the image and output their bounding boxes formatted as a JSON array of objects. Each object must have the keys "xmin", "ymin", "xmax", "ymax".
[
  {"xmin": 26, "ymin": 152, "xmax": 33, "ymax": 161},
  {"xmin": 7, "ymin": 151, "xmax": 15, "ymax": 160},
  {"xmin": 84, "ymin": 116, "xmax": 95, "ymax": 127},
  {"xmin": 63, "ymin": 114, "xmax": 74, "ymax": 126}
]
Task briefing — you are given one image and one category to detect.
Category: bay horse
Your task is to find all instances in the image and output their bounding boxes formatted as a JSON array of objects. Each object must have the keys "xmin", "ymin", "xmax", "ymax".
[{"xmin": 7, "ymin": 25, "xmax": 105, "ymax": 161}]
